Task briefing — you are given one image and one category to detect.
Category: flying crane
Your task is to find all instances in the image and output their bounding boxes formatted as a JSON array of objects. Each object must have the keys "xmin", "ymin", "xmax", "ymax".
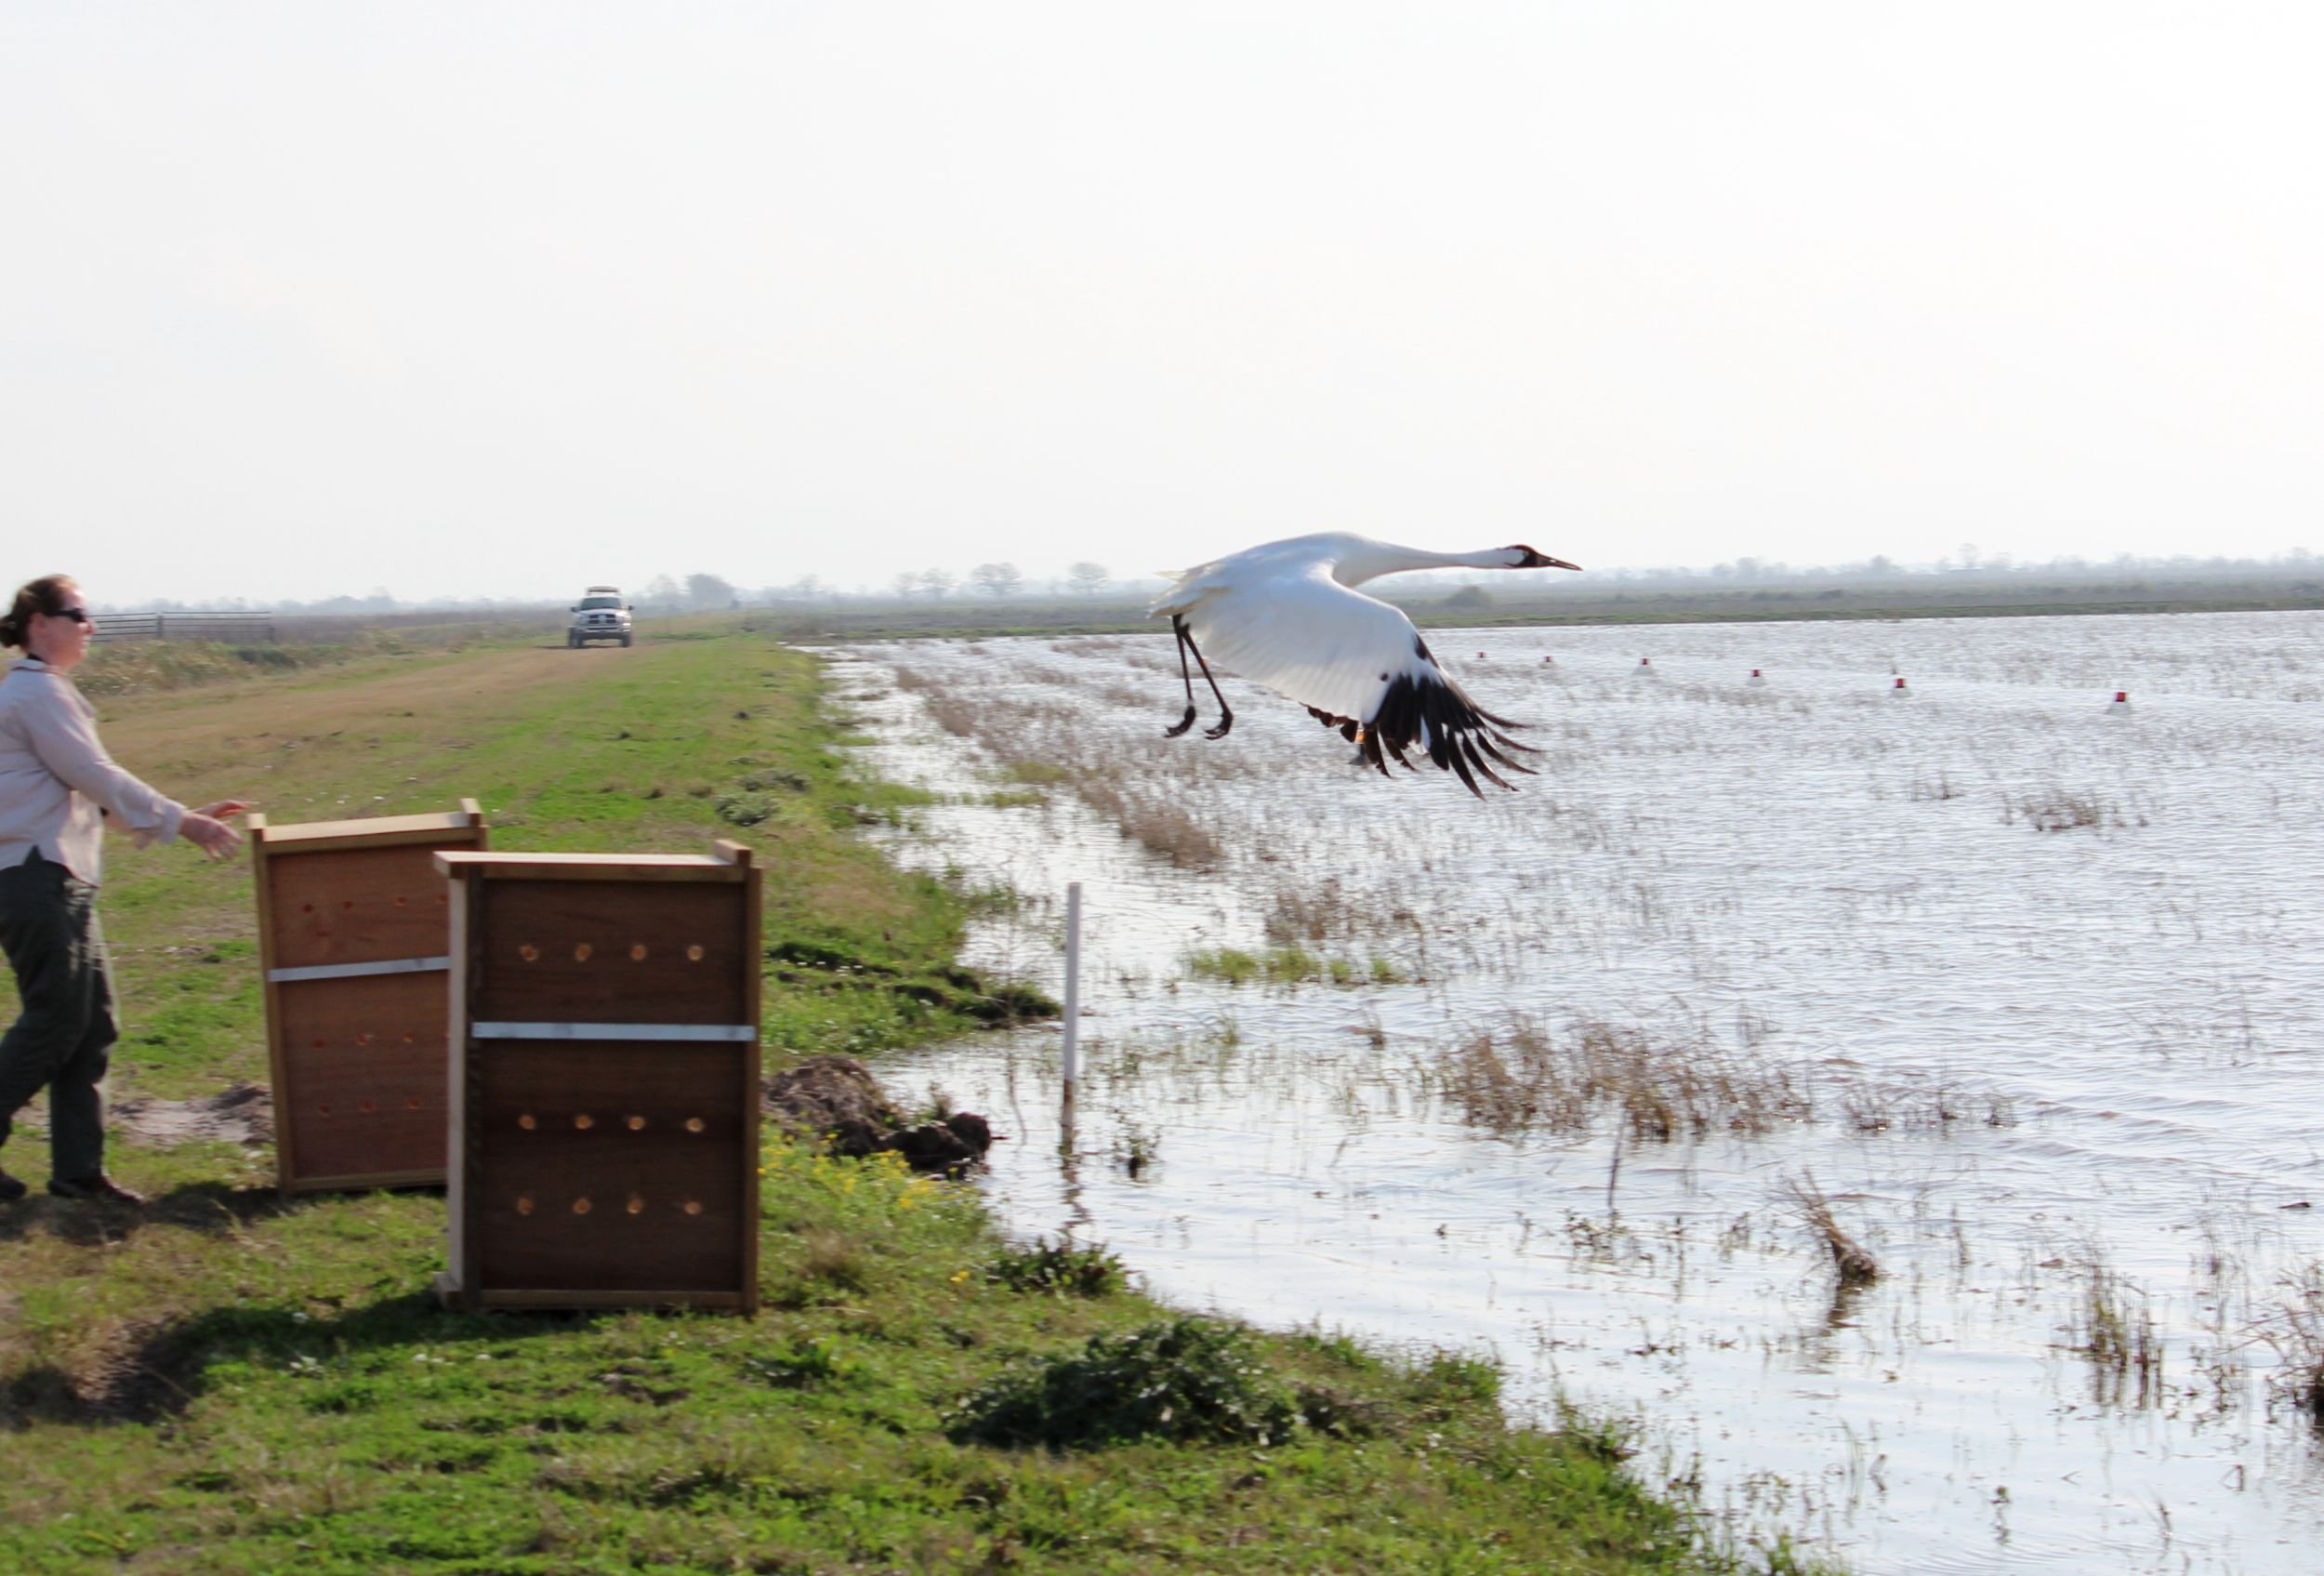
[{"xmin": 1148, "ymin": 532, "xmax": 1580, "ymax": 795}]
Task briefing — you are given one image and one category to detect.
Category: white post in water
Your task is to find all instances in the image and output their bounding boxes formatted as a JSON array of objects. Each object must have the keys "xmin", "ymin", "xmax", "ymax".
[{"xmin": 1061, "ymin": 881, "xmax": 1083, "ymax": 1100}]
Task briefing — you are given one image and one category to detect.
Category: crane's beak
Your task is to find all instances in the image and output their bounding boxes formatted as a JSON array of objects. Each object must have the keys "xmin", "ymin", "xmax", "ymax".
[{"xmin": 1512, "ymin": 548, "xmax": 1581, "ymax": 571}]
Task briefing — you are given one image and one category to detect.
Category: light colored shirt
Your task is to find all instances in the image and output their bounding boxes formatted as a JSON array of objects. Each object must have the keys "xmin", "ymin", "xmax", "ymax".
[{"xmin": 0, "ymin": 657, "xmax": 184, "ymax": 885}]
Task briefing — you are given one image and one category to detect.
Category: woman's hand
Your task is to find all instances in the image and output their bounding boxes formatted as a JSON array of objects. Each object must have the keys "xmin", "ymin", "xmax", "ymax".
[{"xmin": 182, "ymin": 801, "xmax": 249, "ymax": 859}]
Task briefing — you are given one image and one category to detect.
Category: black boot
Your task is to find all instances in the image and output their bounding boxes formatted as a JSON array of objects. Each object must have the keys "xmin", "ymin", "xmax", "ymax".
[{"xmin": 47, "ymin": 1173, "xmax": 146, "ymax": 1205}]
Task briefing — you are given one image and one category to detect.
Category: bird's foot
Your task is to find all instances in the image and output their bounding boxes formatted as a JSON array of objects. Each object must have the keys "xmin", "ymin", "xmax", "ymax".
[
  {"xmin": 1202, "ymin": 713, "xmax": 1235, "ymax": 741},
  {"xmin": 1163, "ymin": 706, "xmax": 1197, "ymax": 738}
]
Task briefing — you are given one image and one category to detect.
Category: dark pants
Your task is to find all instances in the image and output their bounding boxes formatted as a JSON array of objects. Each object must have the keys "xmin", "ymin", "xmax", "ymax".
[{"xmin": 0, "ymin": 852, "xmax": 118, "ymax": 1182}]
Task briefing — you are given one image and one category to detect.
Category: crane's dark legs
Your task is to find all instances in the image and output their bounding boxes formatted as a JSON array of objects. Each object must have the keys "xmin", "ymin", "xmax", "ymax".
[
  {"xmin": 1164, "ymin": 617, "xmax": 1199, "ymax": 736},
  {"xmin": 1183, "ymin": 618, "xmax": 1235, "ymax": 739},
  {"xmin": 1162, "ymin": 616, "xmax": 1235, "ymax": 740}
]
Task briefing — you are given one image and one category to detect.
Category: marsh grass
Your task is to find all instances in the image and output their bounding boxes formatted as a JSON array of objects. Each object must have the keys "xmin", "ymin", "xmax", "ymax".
[
  {"xmin": 2250, "ymin": 1262, "xmax": 2324, "ymax": 1421},
  {"xmin": 2066, "ymin": 1248, "xmax": 2165, "ymax": 1407},
  {"xmin": 1112, "ymin": 1115, "xmax": 1162, "ymax": 1177},
  {"xmin": 1439, "ymin": 1019, "xmax": 1815, "ymax": 1141},
  {"xmin": 1836, "ymin": 1079, "xmax": 2017, "ymax": 1133},
  {"xmin": 891, "ymin": 667, "xmax": 1229, "ymax": 867},
  {"xmin": 1265, "ymin": 876, "xmax": 1362, "ymax": 942},
  {"xmin": 2004, "ymin": 788, "xmax": 2137, "ymax": 832},
  {"xmin": 1181, "ymin": 946, "xmax": 1404, "ymax": 988},
  {"xmin": 1073, "ymin": 772, "xmax": 1224, "ymax": 867}
]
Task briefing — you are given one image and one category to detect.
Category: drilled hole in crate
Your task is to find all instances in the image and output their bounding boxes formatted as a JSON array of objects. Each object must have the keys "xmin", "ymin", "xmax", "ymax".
[
  {"xmin": 574, "ymin": 943, "xmax": 593, "ymax": 961},
  {"xmin": 356, "ymin": 1033, "xmax": 372, "ymax": 1047},
  {"xmin": 393, "ymin": 895, "xmax": 407, "ymax": 907},
  {"xmin": 626, "ymin": 1115, "xmax": 645, "ymax": 1132},
  {"xmin": 573, "ymin": 1197, "xmax": 593, "ymax": 1215},
  {"xmin": 518, "ymin": 944, "xmax": 539, "ymax": 961},
  {"xmin": 574, "ymin": 1114, "xmax": 595, "ymax": 1131},
  {"xmin": 685, "ymin": 1117, "xmax": 705, "ymax": 1133},
  {"xmin": 359, "ymin": 1099, "xmax": 375, "ymax": 1113},
  {"xmin": 518, "ymin": 1113, "xmax": 536, "ymax": 1131},
  {"xmin": 682, "ymin": 1200, "xmax": 703, "ymax": 1216},
  {"xmin": 311, "ymin": 1038, "xmax": 324, "ymax": 1049},
  {"xmin": 516, "ymin": 1195, "xmax": 535, "ymax": 1215},
  {"xmin": 626, "ymin": 1194, "xmax": 644, "ymax": 1215},
  {"xmin": 686, "ymin": 944, "xmax": 706, "ymax": 961},
  {"xmin": 405, "ymin": 1097, "xmax": 421, "ymax": 1110},
  {"xmin": 403, "ymin": 1032, "xmax": 416, "ymax": 1044},
  {"xmin": 627, "ymin": 943, "xmax": 646, "ymax": 960},
  {"xmin": 318, "ymin": 1103, "xmax": 332, "ymax": 1116},
  {"xmin": 301, "ymin": 903, "xmax": 313, "ymax": 913},
  {"xmin": 342, "ymin": 900, "xmax": 354, "ymax": 910},
  {"xmin": 436, "ymin": 893, "xmax": 446, "ymax": 905}
]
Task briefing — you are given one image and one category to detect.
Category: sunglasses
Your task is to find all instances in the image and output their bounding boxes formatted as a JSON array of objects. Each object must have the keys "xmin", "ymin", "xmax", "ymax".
[{"xmin": 47, "ymin": 608, "xmax": 92, "ymax": 625}]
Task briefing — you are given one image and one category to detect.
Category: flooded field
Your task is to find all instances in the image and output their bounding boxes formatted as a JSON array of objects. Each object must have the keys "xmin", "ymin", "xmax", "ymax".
[{"xmin": 831, "ymin": 610, "xmax": 2324, "ymax": 1575}]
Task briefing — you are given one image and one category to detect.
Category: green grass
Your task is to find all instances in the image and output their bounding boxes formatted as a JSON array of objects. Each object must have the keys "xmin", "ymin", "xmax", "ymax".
[
  {"xmin": 2, "ymin": 624, "xmax": 1822, "ymax": 1574},
  {"xmin": 0, "ymin": 1139, "xmax": 1744, "ymax": 1575}
]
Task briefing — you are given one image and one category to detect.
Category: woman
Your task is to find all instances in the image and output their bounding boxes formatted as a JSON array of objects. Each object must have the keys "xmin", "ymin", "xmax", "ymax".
[{"xmin": 0, "ymin": 575, "xmax": 246, "ymax": 1204}]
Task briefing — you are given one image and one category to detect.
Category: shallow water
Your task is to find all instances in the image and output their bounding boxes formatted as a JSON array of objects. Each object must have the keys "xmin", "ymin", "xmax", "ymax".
[{"xmin": 834, "ymin": 610, "xmax": 2324, "ymax": 1574}]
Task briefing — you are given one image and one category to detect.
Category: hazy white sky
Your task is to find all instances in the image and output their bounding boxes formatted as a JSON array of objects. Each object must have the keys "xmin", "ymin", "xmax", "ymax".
[{"xmin": 6, "ymin": 3, "xmax": 2320, "ymax": 603}]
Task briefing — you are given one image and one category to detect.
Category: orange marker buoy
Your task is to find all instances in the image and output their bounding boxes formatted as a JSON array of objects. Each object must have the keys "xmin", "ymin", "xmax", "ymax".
[
  {"xmin": 1541, "ymin": 654, "xmax": 1554, "ymax": 665},
  {"xmin": 1476, "ymin": 650, "xmax": 1487, "ymax": 659},
  {"xmin": 1747, "ymin": 668, "xmax": 1766, "ymax": 686},
  {"xmin": 1892, "ymin": 677, "xmax": 1908, "ymax": 693}
]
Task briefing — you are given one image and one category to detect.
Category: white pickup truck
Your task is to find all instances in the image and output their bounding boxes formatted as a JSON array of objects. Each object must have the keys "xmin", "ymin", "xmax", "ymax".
[{"xmin": 567, "ymin": 587, "xmax": 635, "ymax": 647}]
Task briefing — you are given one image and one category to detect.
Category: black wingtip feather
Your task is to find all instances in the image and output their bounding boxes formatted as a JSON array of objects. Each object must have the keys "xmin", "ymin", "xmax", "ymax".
[{"xmin": 1351, "ymin": 666, "xmax": 1536, "ymax": 796}]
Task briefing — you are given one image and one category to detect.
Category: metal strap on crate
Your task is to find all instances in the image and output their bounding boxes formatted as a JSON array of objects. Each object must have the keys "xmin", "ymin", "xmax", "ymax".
[
  {"xmin": 266, "ymin": 955, "xmax": 451, "ymax": 984},
  {"xmin": 469, "ymin": 1022, "xmax": 757, "ymax": 1043}
]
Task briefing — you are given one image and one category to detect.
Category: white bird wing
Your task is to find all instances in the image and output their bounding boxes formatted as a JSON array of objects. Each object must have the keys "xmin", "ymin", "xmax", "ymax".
[
  {"xmin": 1186, "ymin": 567, "xmax": 1414, "ymax": 723},
  {"xmin": 1184, "ymin": 568, "xmax": 1537, "ymax": 795}
]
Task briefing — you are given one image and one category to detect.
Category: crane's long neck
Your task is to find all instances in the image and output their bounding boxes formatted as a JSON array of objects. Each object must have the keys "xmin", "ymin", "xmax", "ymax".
[{"xmin": 1333, "ymin": 542, "xmax": 1514, "ymax": 587}]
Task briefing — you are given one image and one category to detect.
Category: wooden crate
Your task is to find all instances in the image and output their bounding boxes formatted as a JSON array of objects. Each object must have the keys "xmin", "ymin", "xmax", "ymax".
[
  {"xmin": 251, "ymin": 801, "xmax": 488, "ymax": 1195},
  {"xmin": 431, "ymin": 841, "xmax": 762, "ymax": 1314}
]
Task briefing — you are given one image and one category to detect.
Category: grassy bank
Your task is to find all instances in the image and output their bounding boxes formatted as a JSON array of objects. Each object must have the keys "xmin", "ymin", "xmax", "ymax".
[
  {"xmin": 2, "ymin": 627, "xmax": 1818, "ymax": 1574},
  {"xmin": 0, "ymin": 1134, "xmax": 1759, "ymax": 1575}
]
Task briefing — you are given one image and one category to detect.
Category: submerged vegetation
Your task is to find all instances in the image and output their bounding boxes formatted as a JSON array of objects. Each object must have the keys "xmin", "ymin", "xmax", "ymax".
[
  {"xmin": 1182, "ymin": 946, "xmax": 1407, "ymax": 988},
  {"xmin": 1439, "ymin": 1019, "xmax": 1816, "ymax": 1142}
]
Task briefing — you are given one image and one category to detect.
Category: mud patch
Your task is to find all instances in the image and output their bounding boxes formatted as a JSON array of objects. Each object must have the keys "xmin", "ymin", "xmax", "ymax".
[
  {"xmin": 112, "ymin": 1082, "xmax": 273, "ymax": 1148},
  {"xmin": 766, "ymin": 1054, "xmax": 994, "ymax": 1172}
]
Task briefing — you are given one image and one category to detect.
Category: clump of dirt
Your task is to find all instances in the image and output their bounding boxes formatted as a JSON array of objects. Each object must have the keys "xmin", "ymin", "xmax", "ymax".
[
  {"xmin": 111, "ymin": 1081, "xmax": 273, "ymax": 1147},
  {"xmin": 765, "ymin": 1055, "xmax": 994, "ymax": 1173}
]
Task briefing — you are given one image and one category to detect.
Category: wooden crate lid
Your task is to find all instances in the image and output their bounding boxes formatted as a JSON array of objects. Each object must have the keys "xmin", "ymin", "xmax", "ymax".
[
  {"xmin": 436, "ymin": 841, "xmax": 752, "ymax": 883},
  {"xmin": 252, "ymin": 799, "xmax": 485, "ymax": 854}
]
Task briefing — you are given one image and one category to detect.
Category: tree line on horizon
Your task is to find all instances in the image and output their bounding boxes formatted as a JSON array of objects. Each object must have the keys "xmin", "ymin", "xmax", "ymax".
[{"xmin": 86, "ymin": 546, "xmax": 2324, "ymax": 616}]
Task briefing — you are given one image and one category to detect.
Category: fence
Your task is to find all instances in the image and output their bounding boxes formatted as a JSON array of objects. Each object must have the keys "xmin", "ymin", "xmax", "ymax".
[{"xmin": 94, "ymin": 611, "xmax": 276, "ymax": 644}]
